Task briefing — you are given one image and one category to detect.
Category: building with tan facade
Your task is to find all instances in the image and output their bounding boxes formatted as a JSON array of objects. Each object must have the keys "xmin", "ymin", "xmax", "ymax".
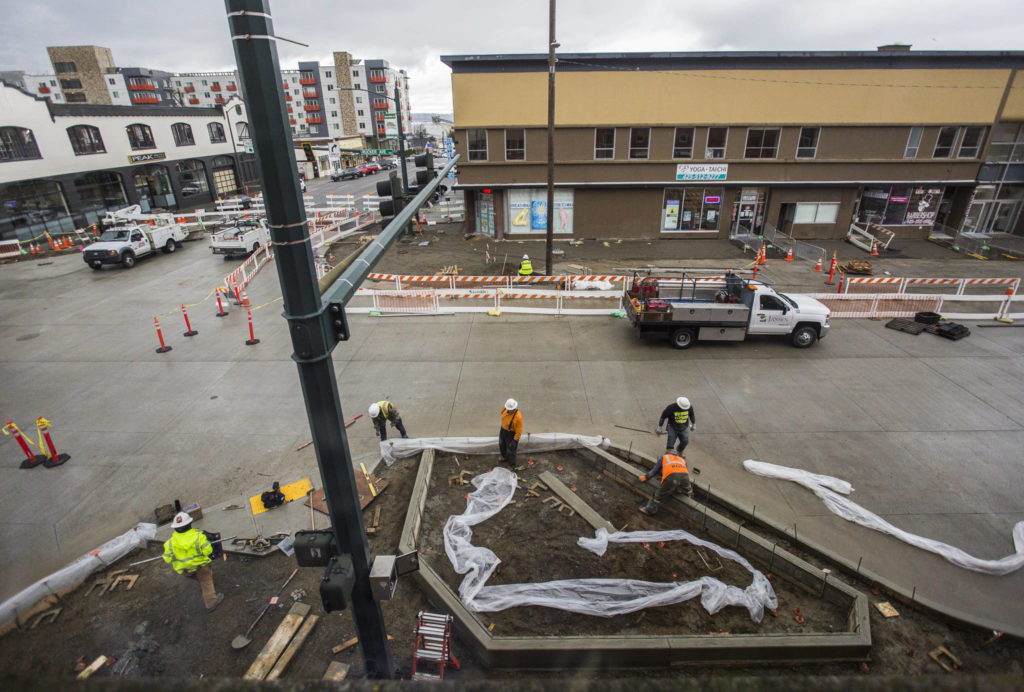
[{"xmin": 442, "ymin": 49, "xmax": 1024, "ymax": 242}]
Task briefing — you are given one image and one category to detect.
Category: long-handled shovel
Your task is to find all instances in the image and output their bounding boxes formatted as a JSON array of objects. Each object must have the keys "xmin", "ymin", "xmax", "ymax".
[{"xmin": 231, "ymin": 567, "xmax": 299, "ymax": 649}]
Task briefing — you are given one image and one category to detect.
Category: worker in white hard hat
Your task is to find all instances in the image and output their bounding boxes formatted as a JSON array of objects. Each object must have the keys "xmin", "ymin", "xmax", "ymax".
[
  {"xmin": 499, "ymin": 398, "xmax": 524, "ymax": 469},
  {"xmin": 369, "ymin": 400, "xmax": 408, "ymax": 441},
  {"xmin": 518, "ymin": 254, "xmax": 533, "ymax": 276},
  {"xmin": 656, "ymin": 396, "xmax": 696, "ymax": 454},
  {"xmin": 162, "ymin": 512, "xmax": 223, "ymax": 611}
]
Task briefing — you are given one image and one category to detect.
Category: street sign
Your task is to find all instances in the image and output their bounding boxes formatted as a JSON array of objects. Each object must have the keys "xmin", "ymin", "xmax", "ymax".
[{"xmin": 360, "ymin": 149, "xmax": 394, "ymax": 155}]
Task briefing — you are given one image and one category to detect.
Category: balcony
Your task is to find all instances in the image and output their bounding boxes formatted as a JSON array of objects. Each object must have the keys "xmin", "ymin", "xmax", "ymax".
[
  {"xmin": 38, "ymin": 85, "xmax": 50, "ymax": 94},
  {"xmin": 299, "ymin": 77, "xmax": 316, "ymax": 85},
  {"xmin": 282, "ymin": 81, "xmax": 289, "ymax": 89},
  {"xmin": 377, "ymin": 129, "xmax": 387, "ymax": 137},
  {"xmin": 227, "ymin": 84, "xmax": 237, "ymax": 91},
  {"xmin": 371, "ymin": 101, "xmax": 388, "ymax": 109},
  {"xmin": 188, "ymin": 98, "xmax": 200, "ymax": 105},
  {"xmin": 184, "ymin": 85, "xmax": 195, "ymax": 93},
  {"xmin": 214, "ymin": 97, "xmax": 225, "ymax": 104},
  {"xmin": 369, "ymin": 75, "xmax": 386, "ymax": 83},
  {"xmin": 290, "ymin": 119, "xmax": 296, "ymax": 125},
  {"xmin": 303, "ymin": 104, "xmax": 320, "ymax": 112},
  {"xmin": 284, "ymin": 92, "xmax": 292, "ymax": 101},
  {"xmin": 307, "ymin": 116, "xmax": 323, "ymax": 124},
  {"xmin": 131, "ymin": 94, "xmax": 159, "ymax": 104},
  {"xmin": 128, "ymin": 82, "xmax": 156, "ymax": 91},
  {"xmin": 287, "ymin": 106, "xmax": 293, "ymax": 113},
  {"xmin": 375, "ymin": 114, "xmax": 385, "ymax": 122},
  {"xmin": 211, "ymin": 84, "xmax": 222, "ymax": 92},
  {"xmin": 302, "ymin": 90, "xmax": 318, "ymax": 99}
]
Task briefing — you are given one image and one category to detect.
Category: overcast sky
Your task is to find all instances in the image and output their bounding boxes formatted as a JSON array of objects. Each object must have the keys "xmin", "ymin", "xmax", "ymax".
[{"xmin": 3, "ymin": 0, "xmax": 1022, "ymax": 113}]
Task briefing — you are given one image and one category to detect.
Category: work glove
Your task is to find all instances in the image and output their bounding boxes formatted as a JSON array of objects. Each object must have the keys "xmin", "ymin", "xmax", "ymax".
[
  {"xmin": 639, "ymin": 476, "xmax": 647, "ymax": 483},
  {"xmin": 656, "ymin": 427, "xmax": 663, "ymax": 434},
  {"xmin": 690, "ymin": 425, "xmax": 695, "ymax": 431}
]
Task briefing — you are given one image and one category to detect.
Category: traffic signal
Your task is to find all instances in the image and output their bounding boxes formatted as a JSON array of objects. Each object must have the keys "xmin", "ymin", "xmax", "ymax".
[
  {"xmin": 301, "ymin": 142, "xmax": 315, "ymax": 162},
  {"xmin": 413, "ymin": 152, "xmax": 434, "ymax": 186},
  {"xmin": 376, "ymin": 172, "xmax": 404, "ymax": 218}
]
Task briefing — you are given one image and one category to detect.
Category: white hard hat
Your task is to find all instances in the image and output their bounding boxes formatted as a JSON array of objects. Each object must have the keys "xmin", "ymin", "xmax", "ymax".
[
  {"xmin": 522, "ymin": 254, "xmax": 529, "ymax": 260},
  {"xmin": 505, "ymin": 398, "xmax": 518, "ymax": 411},
  {"xmin": 676, "ymin": 396, "xmax": 690, "ymax": 409},
  {"xmin": 368, "ymin": 403, "xmax": 381, "ymax": 417},
  {"xmin": 171, "ymin": 511, "xmax": 193, "ymax": 529}
]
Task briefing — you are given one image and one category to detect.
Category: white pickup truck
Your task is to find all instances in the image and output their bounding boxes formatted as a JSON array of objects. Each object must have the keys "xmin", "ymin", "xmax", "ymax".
[
  {"xmin": 83, "ymin": 223, "xmax": 188, "ymax": 270},
  {"xmin": 209, "ymin": 218, "xmax": 271, "ymax": 259},
  {"xmin": 626, "ymin": 272, "xmax": 831, "ymax": 348}
]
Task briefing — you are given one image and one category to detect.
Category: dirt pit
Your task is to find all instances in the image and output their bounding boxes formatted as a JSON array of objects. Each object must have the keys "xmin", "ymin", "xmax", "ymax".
[{"xmin": 417, "ymin": 449, "xmax": 849, "ymax": 637}]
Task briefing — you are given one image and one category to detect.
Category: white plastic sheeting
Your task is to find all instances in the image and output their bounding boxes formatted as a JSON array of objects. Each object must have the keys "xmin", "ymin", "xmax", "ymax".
[
  {"xmin": 380, "ymin": 433, "xmax": 610, "ymax": 466},
  {"xmin": 443, "ymin": 468, "xmax": 777, "ymax": 622},
  {"xmin": 744, "ymin": 459, "xmax": 1024, "ymax": 576},
  {"xmin": 0, "ymin": 522, "xmax": 156, "ymax": 630}
]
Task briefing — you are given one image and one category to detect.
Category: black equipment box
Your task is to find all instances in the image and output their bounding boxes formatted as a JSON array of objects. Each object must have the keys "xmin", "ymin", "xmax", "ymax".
[
  {"xmin": 320, "ymin": 554, "xmax": 355, "ymax": 612},
  {"xmin": 294, "ymin": 529, "xmax": 336, "ymax": 567}
]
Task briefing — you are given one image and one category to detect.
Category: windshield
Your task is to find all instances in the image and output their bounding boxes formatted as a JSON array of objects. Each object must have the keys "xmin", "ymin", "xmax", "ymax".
[
  {"xmin": 99, "ymin": 228, "xmax": 130, "ymax": 241},
  {"xmin": 778, "ymin": 293, "xmax": 799, "ymax": 309}
]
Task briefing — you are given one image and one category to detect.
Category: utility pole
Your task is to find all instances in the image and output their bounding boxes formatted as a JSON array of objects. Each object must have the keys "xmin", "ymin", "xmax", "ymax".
[
  {"xmin": 395, "ymin": 85, "xmax": 409, "ymax": 195},
  {"xmin": 545, "ymin": 0, "xmax": 557, "ymax": 275},
  {"xmin": 224, "ymin": 0, "xmax": 395, "ymax": 678}
]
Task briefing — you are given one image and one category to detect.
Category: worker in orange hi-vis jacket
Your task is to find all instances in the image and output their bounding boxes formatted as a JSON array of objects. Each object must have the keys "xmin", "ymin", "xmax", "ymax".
[{"xmin": 499, "ymin": 398, "xmax": 524, "ymax": 470}]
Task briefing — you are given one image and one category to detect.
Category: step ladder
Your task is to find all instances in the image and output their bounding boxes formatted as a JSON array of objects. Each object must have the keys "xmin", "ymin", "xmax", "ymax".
[{"xmin": 410, "ymin": 611, "xmax": 460, "ymax": 681}]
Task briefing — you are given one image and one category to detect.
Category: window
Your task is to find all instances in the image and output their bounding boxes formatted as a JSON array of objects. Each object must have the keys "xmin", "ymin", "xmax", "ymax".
[
  {"xmin": 661, "ymin": 188, "xmax": 723, "ymax": 232},
  {"xmin": 111, "ymin": 92, "xmax": 118, "ymax": 98},
  {"xmin": 505, "ymin": 128, "xmax": 525, "ymax": 160},
  {"xmin": 330, "ymin": 111, "xmax": 337, "ymax": 117},
  {"xmin": 333, "ymin": 124, "xmax": 339, "ymax": 130},
  {"xmin": 904, "ymin": 127, "xmax": 923, "ymax": 158},
  {"xmin": 357, "ymin": 109, "xmax": 364, "ymax": 116},
  {"xmin": 933, "ymin": 126, "xmax": 959, "ymax": 158},
  {"xmin": 53, "ymin": 61, "xmax": 76, "ymax": 73},
  {"xmin": 74, "ymin": 172, "xmax": 127, "ymax": 215},
  {"xmin": 468, "ymin": 129, "xmax": 488, "ymax": 161},
  {"xmin": 672, "ymin": 127, "xmax": 694, "ymax": 159},
  {"xmin": 957, "ymin": 126, "xmax": 985, "ymax": 158},
  {"xmin": 108, "ymin": 78, "xmax": 116, "ymax": 85},
  {"xmin": 0, "ymin": 127, "xmax": 41, "ymax": 161},
  {"xmin": 171, "ymin": 123, "xmax": 195, "ymax": 146},
  {"xmin": 793, "ymin": 202, "xmax": 839, "ymax": 224},
  {"xmin": 858, "ymin": 186, "xmax": 944, "ymax": 225},
  {"xmin": 50, "ymin": 80, "xmax": 56, "ymax": 87},
  {"xmin": 326, "ymin": 71, "xmax": 332, "ymax": 78},
  {"xmin": 796, "ymin": 127, "xmax": 819, "ymax": 158},
  {"xmin": 359, "ymin": 123, "xmax": 366, "ymax": 130},
  {"xmin": 126, "ymin": 124, "xmax": 155, "ymax": 150},
  {"xmin": 594, "ymin": 128, "xmax": 615, "ymax": 159},
  {"xmin": 176, "ymin": 160, "xmax": 208, "ymax": 196},
  {"xmin": 744, "ymin": 128, "xmax": 780, "ymax": 158},
  {"xmin": 203, "ymin": 92, "xmax": 210, "ymax": 98},
  {"xmin": 207, "ymin": 122, "xmax": 226, "ymax": 143},
  {"xmin": 60, "ymin": 78, "xmax": 82, "ymax": 90},
  {"xmin": 706, "ymin": 127, "xmax": 727, "ymax": 158},
  {"xmin": 235, "ymin": 122, "xmax": 249, "ymax": 139},
  {"xmin": 201, "ymin": 80, "xmax": 208, "ymax": 86},
  {"xmin": 327, "ymin": 85, "xmax": 334, "ymax": 92},
  {"xmin": 375, "ymin": 85, "xmax": 385, "ymax": 93},
  {"xmin": 356, "ymin": 96, "xmax": 362, "ymax": 104},
  {"xmin": 293, "ymin": 89, "xmax": 299, "ymax": 95},
  {"xmin": 65, "ymin": 93, "xmax": 87, "ymax": 103},
  {"xmin": 354, "ymin": 83, "xmax": 361, "ymax": 89},
  {"xmin": 629, "ymin": 128, "xmax": 650, "ymax": 159},
  {"xmin": 329, "ymin": 97, "xmax": 336, "ymax": 104},
  {"xmin": 67, "ymin": 125, "xmax": 105, "ymax": 155}
]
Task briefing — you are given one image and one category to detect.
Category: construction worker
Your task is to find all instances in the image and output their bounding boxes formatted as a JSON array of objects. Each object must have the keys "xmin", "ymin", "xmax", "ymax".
[
  {"xmin": 518, "ymin": 254, "xmax": 533, "ymax": 276},
  {"xmin": 499, "ymin": 398, "xmax": 524, "ymax": 469},
  {"xmin": 638, "ymin": 449, "xmax": 693, "ymax": 515},
  {"xmin": 657, "ymin": 396, "xmax": 696, "ymax": 454},
  {"xmin": 369, "ymin": 401, "xmax": 408, "ymax": 441},
  {"xmin": 162, "ymin": 512, "xmax": 223, "ymax": 611}
]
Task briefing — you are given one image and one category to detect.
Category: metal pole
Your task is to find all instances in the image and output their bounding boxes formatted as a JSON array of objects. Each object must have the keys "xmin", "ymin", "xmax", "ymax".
[
  {"xmin": 225, "ymin": 0, "xmax": 394, "ymax": 678},
  {"xmin": 395, "ymin": 86, "xmax": 409, "ymax": 195},
  {"xmin": 545, "ymin": 0, "xmax": 557, "ymax": 275}
]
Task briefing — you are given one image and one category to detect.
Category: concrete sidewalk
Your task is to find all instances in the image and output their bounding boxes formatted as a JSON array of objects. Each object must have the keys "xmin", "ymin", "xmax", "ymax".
[{"xmin": 1, "ymin": 244, "xmax": 1022, "ymax": 635}]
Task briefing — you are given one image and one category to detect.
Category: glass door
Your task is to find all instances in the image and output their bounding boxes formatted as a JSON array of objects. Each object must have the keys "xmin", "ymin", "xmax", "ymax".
[{"xmin": 732, "ymin": 187, "xmax": 766, "ymax": 235}]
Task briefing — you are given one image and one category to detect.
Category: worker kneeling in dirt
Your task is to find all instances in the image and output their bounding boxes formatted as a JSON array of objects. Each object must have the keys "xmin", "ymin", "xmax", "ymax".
[
  {"xmin": 369, "ymin": 401, "xmax": 408, "ymax": 441},
  {"xmin": 162, "ymin": 512, "xmax": 223, "ymax": 611},
  {"xmin": 499, "ymin": 398, "xmax": 524, "ymax": 469},
  {"xmin": 518, "ymin": 254, "xmax": 533, "ymax": 276},
  {"xmin": 638, "ymin": 449, "xmax": 693, "ymax": 516}
]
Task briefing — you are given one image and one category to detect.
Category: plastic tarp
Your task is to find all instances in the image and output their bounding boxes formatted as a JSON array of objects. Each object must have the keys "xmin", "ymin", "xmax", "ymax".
[
  {"xmin": 443, "ymin": 468, "xmax": 777, "ymax": 622},
  {"xmin": 380, "ymin": 433, "xmax": 610, "ymax": 466},
  {"xmin": 0, "ymin": 522, "xmax": 156, "ymax": 629},
  {"xmin": 744, "ymin": 460, "xmax": 1024, "ymax": 576}
]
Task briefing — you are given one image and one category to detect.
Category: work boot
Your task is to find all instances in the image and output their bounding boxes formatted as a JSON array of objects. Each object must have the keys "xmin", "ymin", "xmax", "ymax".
[
  {"xmin": 402, "ymin": 434, "xmax": 408, "ymax": 439},
  {"xmin": 207, "ymin": 593, "xmax": 224, "ymax": 612},
  {"xmin": 639, "ymin": 504, "xmax": 658, "ymax": 516}
]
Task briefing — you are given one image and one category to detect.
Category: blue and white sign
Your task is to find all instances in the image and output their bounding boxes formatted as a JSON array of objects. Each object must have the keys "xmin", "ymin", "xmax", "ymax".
[
  {"xmin": 675, "ymin": 164, "xmax": 728, "ymax": 181},
  {"xmin": 531, "ymin": 200, "xmax": 547, "ymax": 230}
]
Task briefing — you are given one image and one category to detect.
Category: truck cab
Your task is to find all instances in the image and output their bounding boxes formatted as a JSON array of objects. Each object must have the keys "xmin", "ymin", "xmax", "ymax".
[{"xmin": 625, "ymin": 271, "xmax": 830, "ymax": 348}]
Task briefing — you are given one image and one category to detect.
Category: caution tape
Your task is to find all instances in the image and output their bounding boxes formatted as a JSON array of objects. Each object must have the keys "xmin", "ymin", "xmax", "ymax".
[
  {"xmin": 154, "ymin": 287, "xmax": 219, "ymax": 319},
  {"xmin": 2, "ymin": 420, "xmax": 44, "ymax": 452}
]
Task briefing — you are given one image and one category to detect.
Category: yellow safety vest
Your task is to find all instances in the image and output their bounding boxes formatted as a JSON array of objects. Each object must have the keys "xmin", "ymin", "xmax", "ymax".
[
  {"xmin": 519, "ymin": 259, "xmax": 533, "ymax": 276},
  {"xmin": 374, "ymin": 401, "xmax": 395, "ymax": 419},
  {"xmin": 673, "ymin": 409, "xmax": 689, "ymax": 425},
  {"xmin": 163, "ymin": 528, "xmax": 212, "ymax": 574}
]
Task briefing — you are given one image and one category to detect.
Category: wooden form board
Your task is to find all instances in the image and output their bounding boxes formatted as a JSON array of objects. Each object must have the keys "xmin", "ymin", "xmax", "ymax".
[
  {"xmin": 244, "ymin": 602, "xmax": 311, "ymax": 680},
  {"xmin": 266, "ymin": 614, "xmax": 319, "ymax": 680},
  {"xmin": 538, "ymin": 471, "xmax": 616, "ymax": 533},
  {"xmin": 323, "ymin": 661, "xmax": 350, "ymax": 681},
  {"xmin": 304, "ymin": 476, "xmax": 389, "ymax": 516}
]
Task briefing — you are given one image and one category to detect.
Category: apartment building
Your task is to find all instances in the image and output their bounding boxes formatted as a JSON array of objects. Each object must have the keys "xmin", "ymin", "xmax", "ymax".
[
  {"xmin": 442, "ymin": 49, "xmax": 1024, "ymax": 240},
  {"xmin": 46, "ymin": 45, "xmax": 117, "ymax": 104}
]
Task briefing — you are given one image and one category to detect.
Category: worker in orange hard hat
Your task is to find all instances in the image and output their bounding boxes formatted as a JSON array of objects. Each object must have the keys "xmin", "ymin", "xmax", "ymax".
[{"xmin": 638, "ymin": 449, "xmax": 693, "ymax": 516}]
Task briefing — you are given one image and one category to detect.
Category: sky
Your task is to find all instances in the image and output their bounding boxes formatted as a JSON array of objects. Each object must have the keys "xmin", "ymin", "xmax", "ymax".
[{"xmin": 2, "ymin": 0, "xmax": 1023, "ymax": 113}]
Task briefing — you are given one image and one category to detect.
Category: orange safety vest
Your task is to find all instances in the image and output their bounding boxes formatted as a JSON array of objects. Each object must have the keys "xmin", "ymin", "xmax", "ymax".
[{"xmin": 660, "ymin": 452, "xmax": 689, "ymax": 481}]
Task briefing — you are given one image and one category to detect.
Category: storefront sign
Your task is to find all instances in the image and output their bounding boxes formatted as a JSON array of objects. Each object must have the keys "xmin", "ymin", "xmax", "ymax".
[
  {"xmin": 704, "ymin": 196, "xmax": 721, "ymax": 204},
  {"xmin": 676, "ymin": 164, "xmax": 728, "ymax": 181},
  {"xmin": 531, "ymin": 200, "xmax": 547, "ymax": 230},
  {"xmin": 663, "ymin": 200, "xmax": 680, "ymax": 230},
  {"xmin": 128, "ymin": 152, "xmax": 166, "ymax": 164}
]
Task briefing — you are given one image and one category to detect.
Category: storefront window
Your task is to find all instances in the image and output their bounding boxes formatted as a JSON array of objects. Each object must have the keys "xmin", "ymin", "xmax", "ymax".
[
  {"xmin": 661, "ymin": 188, "xmax": 722, "ymax": 232},
  {"xmin": 506, "ymin": 189, "xmax": 574, "ymax": 235},
  {"xmin": 859, "ymin": 185, "xmax": 945, "ymax": 225},
  {"xmin": 176, "ymin": 160, "xmax": 209, "ymax": 197},
  {"xmin": 0, "ymin": 179, "xmax": 70, "ymax": 241},
  {"xmin": 73, "ymin": 172, "xmax": 127, "ymax": 220},
  {"xmin": 133, "ymin": 165, "xmax": 175, "ymax": 212},
  {"xmin": 882, "ymin": 186, "xmax": 911, "ymax": 225},
  {"xmin": 211, "ymin": 156, "xmax": 238, "ymax": 196}
]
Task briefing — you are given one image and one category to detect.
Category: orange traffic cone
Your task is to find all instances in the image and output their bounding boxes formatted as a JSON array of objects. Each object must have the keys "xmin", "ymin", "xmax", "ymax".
[
  {"xmin": 759, "ymin": 243, "xmax": 767, "ymax": 265},
  {"xmin": 30, "ymin": 244, "xmax": 36, "ymax": 255},
  {"xmin": 871, "ymin": 241, "xmax": 879, "ymax": 256},
  {"xmin": 814, "ymin": 256, "xmax": 823, "ymax": 272},
  {"xmin": 784, "ymin": 247, "xmax": 794, "ymax": 262},
  {"xmin": 241, "ymin": 288, "xmax": 252, "ymax": 308}
]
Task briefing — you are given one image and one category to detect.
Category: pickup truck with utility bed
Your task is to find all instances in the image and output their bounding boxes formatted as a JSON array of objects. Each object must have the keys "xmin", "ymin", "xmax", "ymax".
[
  {"xmin": 83, "ymin": 222, "xmax": 188, "ymax": 270},
  {"xmin": 209, "ymin": 218, "xmax": 271, "ymax": 259}
]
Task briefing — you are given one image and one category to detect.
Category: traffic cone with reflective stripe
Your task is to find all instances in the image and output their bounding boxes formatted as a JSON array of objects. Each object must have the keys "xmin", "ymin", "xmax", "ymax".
[
  {"xmin": 814, "ymin": 256, "xmax": 823, "ymax": 272},
  {"xmin": 241, "ymin": 288, "xmax": 252, "ymax": 308},
  {"xmin": 871, "ymin": 241, "xmax": 879, "ymax": 256},
  {"xmin": 784, "ymin": 247, "xmax": 794, "ymax": 261}
]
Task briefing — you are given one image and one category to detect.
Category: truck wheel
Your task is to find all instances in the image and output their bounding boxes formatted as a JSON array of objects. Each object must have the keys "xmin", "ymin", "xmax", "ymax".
[
  {"xmin": 670, "ymin": 328, "xmax": 695, "ymax": 349},
  {"xmin": 792, "ymin": 325, "xmax": 818, "ymax": 348},
  {"xmin": 163, "ymin": 239, "xmax": 177, "ymax": 254},
  {"xmin": 121, "ymin": 251, "xmax": 136, "ymax": 269},
  {"xmin": 251, "ymin": 242, "xmax": 260, "ymax": 255}
]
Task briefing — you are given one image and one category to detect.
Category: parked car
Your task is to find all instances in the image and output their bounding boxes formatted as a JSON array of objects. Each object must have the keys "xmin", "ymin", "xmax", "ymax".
[
  {"xmin": 180, "ymin": 184, "xmax": 202, "ymax": 196},
  {"xmin": 299, "ymin": 179, "xmax": 307, "ymax": 192},
  {"xmin": 357, "ymin": 163, "xmax": 380, "ymax": 176},
  {"xmin": 331, "ymin": 167, "xmax": 361, "ymax": 181},
  {"xmin": 381, "ymin": 158, "xmax": 399, "ymax": 170}
]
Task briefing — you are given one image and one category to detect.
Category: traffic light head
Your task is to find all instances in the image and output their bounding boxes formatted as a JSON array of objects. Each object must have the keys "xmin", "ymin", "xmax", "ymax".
[
  {"xmin": 377, "ymin": 172, "xmax": 404, "ymax": 218},
  {"xmin": 414, "ymin": 152, "xmax": 435, "ymax": 186}
]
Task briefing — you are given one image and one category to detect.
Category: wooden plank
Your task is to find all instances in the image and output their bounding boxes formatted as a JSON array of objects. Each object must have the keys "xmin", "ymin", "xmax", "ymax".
[
  {"xmin": 266, "ymin": 614, "xmax": 319, "ymax": 680},
  {"xmin": 322, "ymin": 661, "xmax": 350, "ymax": 681},
  {"xmin": 243, "ymin": 602, "xmax": 311, "ymax": 680},
  {"xmin": 538, "ymin": 471, "xmax": 615, "ymax": 533},
  {"xmin": 76, "ymin": 655, "xmax": 107, "ymax": 679},
  {"xmin": 586, "ymin": 445, "xmax": 647, "ymax": 476},
  {"xmin": 305, "ymin": 479, "xmax": 389, "ymax": 515},
  {"xmin": 330, "ymin": 634, "xmax": 393, "ymax": 654}
]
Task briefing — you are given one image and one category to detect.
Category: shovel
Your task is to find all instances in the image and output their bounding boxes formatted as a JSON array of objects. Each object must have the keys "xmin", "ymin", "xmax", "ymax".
[{"xmin": 231, "ymin": 567, "xmax": 299, "ymax": 650}]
